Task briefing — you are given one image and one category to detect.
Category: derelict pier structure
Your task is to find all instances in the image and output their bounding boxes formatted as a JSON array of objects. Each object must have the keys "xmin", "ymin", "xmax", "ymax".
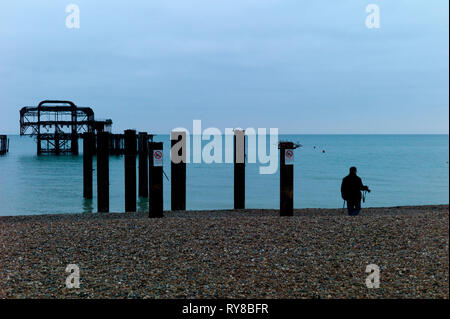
[
  {"xmin": 0, "ymin": 135, "xmax": 9, "ymax": 155},
  {"xmin": 20, "ymin": 100, "xmax": 112, "ymax": 155}
]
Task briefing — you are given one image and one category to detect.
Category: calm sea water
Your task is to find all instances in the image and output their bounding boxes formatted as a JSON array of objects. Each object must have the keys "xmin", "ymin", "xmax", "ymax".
[{"xmin": 0, "ymin": 135, "xmax": 448, "ymax": 216}]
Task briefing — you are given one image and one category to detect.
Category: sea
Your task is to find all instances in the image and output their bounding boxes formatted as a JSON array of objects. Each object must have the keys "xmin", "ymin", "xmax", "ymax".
[{"xmin": 0, "ymin": 134, "xmax": 448, "ymax": 216}]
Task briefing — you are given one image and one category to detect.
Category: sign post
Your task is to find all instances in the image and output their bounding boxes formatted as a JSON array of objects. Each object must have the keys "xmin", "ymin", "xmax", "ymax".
[
  {"xmin": 285, "ymin": 149, "xmax": 294, "ymax": 165},
  {"xmin": 149, "ymin": 142, "xmax": 164, "ymax": 218},
  {"xmin": 279, "ymin": 142, "xmax": 300, "ymax": 216}
]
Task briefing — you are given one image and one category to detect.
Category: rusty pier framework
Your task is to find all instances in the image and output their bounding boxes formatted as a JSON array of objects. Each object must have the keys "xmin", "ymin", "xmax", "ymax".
[
  {"xmin": 0, "ymin": 135, "xmax": 9, "ymax": 155},
  {"xmin": 20, "ymin": 100, "xmax": 113, "ymax": 155}
]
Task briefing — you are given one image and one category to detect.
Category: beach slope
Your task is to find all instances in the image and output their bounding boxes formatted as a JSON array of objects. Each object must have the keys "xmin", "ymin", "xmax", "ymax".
[{"xmin": 0, "ymin": 205, "xmax": 448, "ymax": 298}]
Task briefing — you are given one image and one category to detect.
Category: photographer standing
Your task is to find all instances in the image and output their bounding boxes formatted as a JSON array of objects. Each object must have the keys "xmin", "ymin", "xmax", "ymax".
[{"xmin": 341, "ymin": 167, "xmax": 371, "ymax": 216}]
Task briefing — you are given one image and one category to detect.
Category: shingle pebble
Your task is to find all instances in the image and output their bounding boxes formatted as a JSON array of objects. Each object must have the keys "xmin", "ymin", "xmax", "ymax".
[{"xmin": 0, "ymin": 205, "xmax": 448, "ymax": 299}]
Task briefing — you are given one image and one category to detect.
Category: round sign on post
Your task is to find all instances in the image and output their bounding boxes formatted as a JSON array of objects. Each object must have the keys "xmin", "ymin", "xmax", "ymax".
[
  {"xmin": 153, "ymin": 150, "xmax": 163, "ymax": 167},
  {"xmin": 285, "ymin": 149, "xmax": 294, "ymax": 165}
]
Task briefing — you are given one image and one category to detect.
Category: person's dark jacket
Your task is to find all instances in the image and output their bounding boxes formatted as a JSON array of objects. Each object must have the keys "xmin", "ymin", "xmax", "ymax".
[{"xmin": 341, "ymin": 174, "xmax": 369, "ymax": 201}]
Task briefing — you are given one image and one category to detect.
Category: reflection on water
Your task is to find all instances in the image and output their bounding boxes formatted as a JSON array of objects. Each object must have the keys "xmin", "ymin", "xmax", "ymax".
[
  {"xmin": 137, "ymin": 197, "xmax": 149, "ymax": 212},
  {"xmin": 82, "ymin": 199, "xmax": 94, "ymax": 214}
]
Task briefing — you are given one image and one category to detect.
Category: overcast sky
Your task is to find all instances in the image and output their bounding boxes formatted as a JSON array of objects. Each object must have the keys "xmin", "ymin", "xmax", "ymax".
[{"xmin": 0, "ymin": 0, "xmax": 448, "ymax": 134}]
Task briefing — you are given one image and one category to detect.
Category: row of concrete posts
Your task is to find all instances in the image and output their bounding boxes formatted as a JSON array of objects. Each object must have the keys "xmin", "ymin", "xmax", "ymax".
[{"xmin": 82, "ymin": 130, "xmax": 298, "ymax": 217}]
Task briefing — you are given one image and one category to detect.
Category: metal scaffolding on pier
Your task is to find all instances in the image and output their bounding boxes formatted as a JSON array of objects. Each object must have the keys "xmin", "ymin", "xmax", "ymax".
[{"xmin": 20, "ymin": 100, "xmax": 112, "ymax": 155}]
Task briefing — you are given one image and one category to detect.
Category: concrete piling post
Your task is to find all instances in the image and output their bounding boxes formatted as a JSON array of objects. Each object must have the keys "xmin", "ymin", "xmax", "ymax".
[
  {"xmin": 124, "ymin": 129, "xmax": 137, "ymax": 212},
  {"xmin": 82, "ymin": 132, "xmax": 95, "ymax": 199},
  {"xmin": 234, "ymin": 130, "xmax": 245, "ymax": 209},
  {"xmin": 171, "ymin": 131, "xmax": 187, "ymax": 211},
  {"xmin": 138, "ymin": 132, "xmax": 149, "ymax": 198},
  {"xmin": 97, "ymin": 131, "xmax": 110, "ymax": 213}
]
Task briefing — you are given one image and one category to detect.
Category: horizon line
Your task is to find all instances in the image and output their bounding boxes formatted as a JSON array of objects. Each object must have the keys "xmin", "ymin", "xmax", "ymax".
[{"xmin": 3, "ymin": 132, "xmax": 449, "ymax": 136}]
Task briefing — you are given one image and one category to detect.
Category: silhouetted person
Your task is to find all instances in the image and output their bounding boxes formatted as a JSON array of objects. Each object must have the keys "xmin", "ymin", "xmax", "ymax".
[{"xmin": 341, "ymin": 167, "xmax": 370, "ymax": 216}]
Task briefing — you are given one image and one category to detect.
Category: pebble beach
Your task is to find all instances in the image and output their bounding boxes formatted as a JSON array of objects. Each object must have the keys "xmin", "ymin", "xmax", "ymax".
[{"xmin": 0, "ymin": 205, "xmax": 448, "ymax": 299}]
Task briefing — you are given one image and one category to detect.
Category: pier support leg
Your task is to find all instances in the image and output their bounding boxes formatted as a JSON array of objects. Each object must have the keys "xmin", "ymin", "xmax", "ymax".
[
  {"xmin": 83, "ymin": 132, "xmax": 94, "ymax": 199},
  {"xmin": 149, "ymin": 142, "xmax": 164, "ymax": 218},
  {"xmin": 72, "ymin": 137, "xmax": 79, "ymax": 155},
  {"xmin": 55, "ymin": 131, "xmax": 60, "ymax": 156},
  {"xmin": 171, "ymin": 131, "xmax": 186, "ymax": 211},
  {"xmin": 124, "ymin": 130, "xmax": 137, "ymax": 212},
  {"xmin": 279, "ymin": 142, "xmax": 295, "ymax": 216},
  {"xmin": 116, "ymin": 135, "xmax": 121, "ymax": 155},
  {"xmin": 97, "ymin": 132, "xmax": 110, "ymax": 213},
  {"xmin": 37, "ymin": 108, "xmax": 42, "ymax": 156},
  {"xmin": 138, "ymin": 132, "xmax": 149, "ymax": 198},
  {"xmin": 234, "ymin": 130, "xmax": 245, "ymax": 209},
  {"xmin": 37, "ymin": 135, "xmax": 42, "ymax": 155},
  {"xmin": 71, "ymin": 109, "xmax": 79, "ymax": 155}
]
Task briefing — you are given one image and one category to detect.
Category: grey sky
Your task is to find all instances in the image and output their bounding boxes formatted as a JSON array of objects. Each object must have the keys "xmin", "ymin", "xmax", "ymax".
[{"xmin": 0, "ymin": 0, "xmax": 448, "ymax": 134}]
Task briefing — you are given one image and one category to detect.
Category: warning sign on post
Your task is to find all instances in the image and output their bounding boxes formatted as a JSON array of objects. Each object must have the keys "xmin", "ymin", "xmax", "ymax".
[
  {"xmin": 153, "ymin": 150, "xmax": 163, "ymax": 167},
  {"xmin": 285, "ymin": 149, "xmax": 294, "ymax": 165}
]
